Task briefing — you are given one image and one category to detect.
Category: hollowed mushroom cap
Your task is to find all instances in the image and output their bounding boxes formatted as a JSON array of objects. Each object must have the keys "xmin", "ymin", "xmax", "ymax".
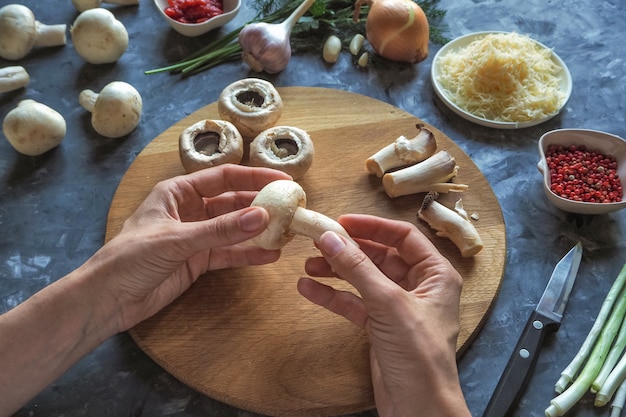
[
  {"xmin": 250, "ymin": 180, "xmax": 306, "ymax": 250},
  {"xmin": 249, "ymin": 125, "xmax": 314, "ymax": 179},
  {"xmin": 179, "ymin": 119, "xmax": 244, "ymax": 173},
  {"xmin": 217, "ymin": 78, "xmax": 283, "ymax": 138}
]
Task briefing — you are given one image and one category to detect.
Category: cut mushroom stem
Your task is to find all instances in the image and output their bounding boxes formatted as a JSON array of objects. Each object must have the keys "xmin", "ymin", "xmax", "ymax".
[
  {"xmin": 418, "ymin": 192, "xmax": 483, "ymax": 258},
  {"xmin": 179, "ymin": 119, "xmax": 244, "ymax": 173},
  {"xmin": 0, "ymin": 66, "xmax": 30, "ymax": 93},
  {"xmin": 382, "ymin": 150, "xmax": 468, "ymax": 198},
  {"xmin": 249, "ymin": 125, "xmax": 314, "ymax": 179},
  {"xmin": 366, "ymin": 124, "xmax": 437, "ymax": 177},
  {"xmin": 0, "ymin": 4, "xmax": 67, "ymax": 60},
  {"xmin": 251, "ymin": 180, "xmax": 357, "ymax": 250}
]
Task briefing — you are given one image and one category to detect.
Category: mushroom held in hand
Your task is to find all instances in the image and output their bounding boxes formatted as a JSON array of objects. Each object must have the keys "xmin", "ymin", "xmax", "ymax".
[
  {"xmin": 0, "ymin": 4, "xmax": 67, "ymax": 60},
  {"xmin": 70, "ymin": 8, "xmax": 128, "ymax": 64},
  {"xmin": 218, "ymin": 78, "xmax": 283, "ymax": 138},
  {"xmin": 179, "ymin": 119, "xmax": 244, "ymax": 173},
  {"xmin": 2, "ymin": 99, "xmax": 66, "ymax": 156},
  {"xmin": 249, "ymin": 126, "xmax": 314, "ymax": 179},
  {"xmin": 366, "ymin": 124, "xmax": 437, "ymax": 177},
  {"xmin": 0, "ymin": 66, "xmax": 30, "ymax": 93},
  {"xmin": 79, "ymin": 81, "xmax": 142, "ymax": 138},
  {"xmin": 250, "ymin": 180, "xmax": 357, "ymax": 250}
]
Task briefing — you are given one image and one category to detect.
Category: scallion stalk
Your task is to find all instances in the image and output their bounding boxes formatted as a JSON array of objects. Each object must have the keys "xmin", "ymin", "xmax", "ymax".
[
  {"xmin": 609, "ymin": 377, "xmax": 626, "ymax": 416},
  {"xmin": 554, "ymin": 263, "xmax": 626, "ymax": 394},
  {"xmin": 592, "ymin": 309, "xmax": 626, "ymax": 393},
  {"xmin": 546, "ymin": 278, "xmax": 626, "ymax": 417}
]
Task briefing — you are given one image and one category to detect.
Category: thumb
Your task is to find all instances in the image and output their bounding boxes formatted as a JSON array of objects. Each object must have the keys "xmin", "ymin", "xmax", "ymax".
[{"xmin": 318, "ymin": 231, "xmax": 392, "ymax": 299}]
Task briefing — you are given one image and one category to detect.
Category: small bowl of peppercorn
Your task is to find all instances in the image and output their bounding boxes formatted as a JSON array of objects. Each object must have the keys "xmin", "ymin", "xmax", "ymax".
[
  {"xmin": 537, "ymin": 128, "xmax": 626, "ymax": 215},
  {"xmin": 154, "ymin": 0, "xmax": 241, "ymax": 37}
]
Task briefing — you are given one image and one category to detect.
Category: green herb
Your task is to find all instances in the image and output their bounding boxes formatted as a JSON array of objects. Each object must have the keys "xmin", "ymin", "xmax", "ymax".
[{"xmin": 146, "ymin": 0, "xmax": 449, "ymax": 77}]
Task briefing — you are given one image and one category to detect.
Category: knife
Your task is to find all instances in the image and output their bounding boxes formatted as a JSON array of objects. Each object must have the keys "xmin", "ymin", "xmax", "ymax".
[{"xmin": 481, "ymin": 242, "xmax": 583, "ymax": 417}]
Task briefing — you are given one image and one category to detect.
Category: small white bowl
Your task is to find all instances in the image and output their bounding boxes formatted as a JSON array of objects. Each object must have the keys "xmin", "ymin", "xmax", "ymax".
[
  {"xmin": 431, "ymin": 31, "xmax": 572, "ymax": 129},
  {"xmin": 154, "ymin": 0, "xmax": 241, "ymax": 37},
  {"xmin": 537, "ymin": 129, "xmax": 626, "ymax": 214}
]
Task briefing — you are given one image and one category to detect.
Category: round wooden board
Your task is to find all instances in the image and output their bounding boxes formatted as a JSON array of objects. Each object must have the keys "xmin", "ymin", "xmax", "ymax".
[{"xmin": 105, "ymin": 87, "xmax": 506, "ymax": 417}]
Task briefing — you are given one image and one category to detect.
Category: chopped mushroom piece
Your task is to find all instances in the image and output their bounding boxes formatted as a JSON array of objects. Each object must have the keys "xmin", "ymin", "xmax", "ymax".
[
  {"xmin": 0, "ymin": 66, "xmax": 29, "ymax": 93},
  {"xmin": 250, "ymin": 180, "xmax": 357, "ymax": 250},
  {"xmin": 418, "ymin": 192, "xmax": 483, "ymax": 258},
  {"xmin": 366, "ymin": 124, "xmax": 437, "ymax": 177},
  {"xmin": 382, "ymin": 150, "xmax": 468, "ymax": 198}
]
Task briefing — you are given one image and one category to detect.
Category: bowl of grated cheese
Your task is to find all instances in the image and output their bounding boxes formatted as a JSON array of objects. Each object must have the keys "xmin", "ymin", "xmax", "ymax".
[{"xmin": 431, "ymin": 31, "xmax": 572, "ymax": 129}]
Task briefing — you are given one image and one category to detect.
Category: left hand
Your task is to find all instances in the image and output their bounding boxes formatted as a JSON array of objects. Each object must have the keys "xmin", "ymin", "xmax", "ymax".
[{"xmin": 90, "ymin": 164, "xmax": 291, "ymax": 333}]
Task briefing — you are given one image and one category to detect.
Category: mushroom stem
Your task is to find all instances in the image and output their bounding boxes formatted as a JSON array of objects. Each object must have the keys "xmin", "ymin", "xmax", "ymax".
[
  {"xmin": 0, "ymin": 66, "xmax": 30, "ymax": 93},
  {"xmin": 290, "ymin": 207, "xmax": 357, "ymax": 247},
  {"xmin": 78, "ymin": 89, "xmax": 98, "ymax": 112},
  {"xmin": 33, "ymin": 23, "xmax": 67, "ymax": 48},
  {"xmin": 382, "ymin": 150, "xmax": 468, "ymax": 198},
  {"xmin": 417, "ymin": 192, "xmax": 483, "ymax": 258},
  {"xmin": 366, "ymin": 124, "xmax": 437, "ymax": 177}
]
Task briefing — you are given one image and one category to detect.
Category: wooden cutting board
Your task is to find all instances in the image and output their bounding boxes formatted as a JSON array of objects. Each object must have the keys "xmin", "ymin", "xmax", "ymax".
[{"xmin": 105, "ymin": 87, "xmax": 506, "ymax": 417}]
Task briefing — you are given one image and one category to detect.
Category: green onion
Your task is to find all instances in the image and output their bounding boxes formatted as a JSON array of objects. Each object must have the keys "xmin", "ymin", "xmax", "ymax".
[{"xmin": 609, "ymin": 378, "xmax": 626, "ymax": 416}]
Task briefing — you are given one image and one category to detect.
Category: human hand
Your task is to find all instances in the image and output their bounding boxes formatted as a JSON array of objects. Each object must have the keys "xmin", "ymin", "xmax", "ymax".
[
  {"xmin": 92, "ymin": 164, "xmax": 291, "ymax": 333},
  {"xmin": 298, "ymin": 214, "xmax": 471, "ymax": 417}
]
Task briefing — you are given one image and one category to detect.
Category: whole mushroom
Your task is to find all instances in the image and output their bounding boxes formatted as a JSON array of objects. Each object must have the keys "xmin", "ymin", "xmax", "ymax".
[
  {"xmin": 249, "ymin": 125, "xmax": 314, "ymax": 180},
  {"xmin": 0, "ymin": 66, "xmax": 30, "ymax": 93},
  {"xmin": 71, "ymin": 0, "xmax": 139, "ymax": 12},
  {"xmin": 217, "ymin": 78, "xmax": 284, "ymax": 138},
  {"xmin": 79, "ymin": 81, "xmax": 142, "ymax": 138},
  {"xmin": 250, "ymin": 180, "xmax": 357, "ymax": 250},
  {"xmin": 70, "ymin": 8, "xmax": 128, "ymax": 64},
  {"xmin": 2, "ymin": 99, "xmax": 66, "ymax": 156},
  {"xmin": 0, "ymin": 4, "xmax": 67, "ymax": 60},
  {"xmin": 179, "ymin": 119, "xmax": 244, "ymax": 173}
]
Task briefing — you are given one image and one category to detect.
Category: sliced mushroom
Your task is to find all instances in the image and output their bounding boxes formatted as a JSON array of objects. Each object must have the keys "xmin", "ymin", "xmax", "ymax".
[
  {"xmin": 250, "ymin": 180, "xmax": 357, "ymax": 250},
  {"xmin": 249, "ymin": 125, "xmax": 314, "ymax": 179},
  {"xmin": 179, "ymin": 119, "xmax": 244, "ymax": 173},
  {"xmin": 217, "ymin": 78, "xmax": 284, "ymax": 138}
]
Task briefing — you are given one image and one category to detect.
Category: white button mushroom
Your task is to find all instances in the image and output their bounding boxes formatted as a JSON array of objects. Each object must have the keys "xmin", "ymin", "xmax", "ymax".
[
  {"xmin": 249, "ymin": 125, "xmax": 314, "ymax": 180},
  {"xmin": 2, "ymin": 99, "xmax": 66, "ymax": 156},
  {"xmin": 250, "ymin": 180, "xmax": 357, "ymax": 250},
  {"xmin": 0, "ymin": 4, "xmax": 67, "ymax": 61},
  {"xmin": 79, "ymin": 81, "xmax": 142, "ymax": 138},
  {"xmin": 71, "ymin": 0, "xmax": 139, "ymax": 13},
  {"xmin": 70, "ymin": 8, "xmax": 128, "ymax": 64},
  {"xmin": 179, "ymin": 119, "xmax": 244, "ymax": 173},
  {"xmin": 0, "ymin": 66, "xmax": 30, "ymax": 93},
  {"xmin": 217, "ymin": 78, "xmax": 284, "ymax": 138}
]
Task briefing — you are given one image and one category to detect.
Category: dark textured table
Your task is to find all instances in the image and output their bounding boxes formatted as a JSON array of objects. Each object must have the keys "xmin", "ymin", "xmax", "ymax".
[{"xmin": 1, "ymin": 0, "xmax": 625, "ymax": 416}]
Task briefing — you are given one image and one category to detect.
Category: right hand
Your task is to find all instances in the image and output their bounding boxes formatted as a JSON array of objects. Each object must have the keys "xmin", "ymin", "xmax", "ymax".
[{"xmin": 298, "ymin": 214, "xmax": 471, "ymax": 417}]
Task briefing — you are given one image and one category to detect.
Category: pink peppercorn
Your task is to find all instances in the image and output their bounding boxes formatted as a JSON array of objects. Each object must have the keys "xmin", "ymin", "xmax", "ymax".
[{"xmin": 546, "ymin": 144, "xmax": 623, "ymax": 203}]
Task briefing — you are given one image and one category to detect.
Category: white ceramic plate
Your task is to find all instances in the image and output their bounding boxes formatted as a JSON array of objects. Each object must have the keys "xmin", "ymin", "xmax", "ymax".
[
  {"xmin": 431, "ymin": 31, "xmax": 572, "ymax": 129},
  {"xmin": 537, "ymin": 129, "xmax": 626, "ymax": 214},
  {"xmin": 154, "ymin": 0, "xmax": 241, "ymax": 37}
]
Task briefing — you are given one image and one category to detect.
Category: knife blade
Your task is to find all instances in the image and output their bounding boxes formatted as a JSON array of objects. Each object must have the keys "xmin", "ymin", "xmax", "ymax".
[{"xmin": 481, "ymin": 242, "xmax": 583, "ymax": 417}]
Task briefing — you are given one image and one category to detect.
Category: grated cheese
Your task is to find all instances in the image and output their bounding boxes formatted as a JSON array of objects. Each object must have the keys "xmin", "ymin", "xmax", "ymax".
[{"xmin": 436, "ymin": 32, "xmax": 566, "ymax": 123}]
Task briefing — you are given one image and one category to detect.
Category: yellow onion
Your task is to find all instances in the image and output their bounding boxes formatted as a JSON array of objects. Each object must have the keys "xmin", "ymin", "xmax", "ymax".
[{"xmin": 353, "ymin": 0, "xmax": 429, "ymax": 63}]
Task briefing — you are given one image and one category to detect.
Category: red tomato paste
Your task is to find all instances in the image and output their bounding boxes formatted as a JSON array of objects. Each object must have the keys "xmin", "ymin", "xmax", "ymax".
[{"xmin": 164, "ymin": 0, "xmax": 224, "ymax": 24}]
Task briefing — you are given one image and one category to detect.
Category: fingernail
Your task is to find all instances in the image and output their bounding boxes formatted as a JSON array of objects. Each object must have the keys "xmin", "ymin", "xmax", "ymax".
[
  {"xmin": 240, "ymin": 208, "xmax": 265, "ymax": 232},
  {"xmin": 320, "ymin": 231, "xmax": 346, "ymax": 257}
]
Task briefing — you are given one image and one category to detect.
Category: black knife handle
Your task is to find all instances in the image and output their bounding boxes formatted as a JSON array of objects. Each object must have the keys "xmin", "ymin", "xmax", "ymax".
[{"xmin": 481, "ymin": 310, "xmax": 561, "ymax": 417}]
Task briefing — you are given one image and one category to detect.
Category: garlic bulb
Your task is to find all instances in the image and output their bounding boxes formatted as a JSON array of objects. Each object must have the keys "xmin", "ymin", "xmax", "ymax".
[{"xmin": 238, "ymin": 0, "xmax": 315, "ymax": 74}]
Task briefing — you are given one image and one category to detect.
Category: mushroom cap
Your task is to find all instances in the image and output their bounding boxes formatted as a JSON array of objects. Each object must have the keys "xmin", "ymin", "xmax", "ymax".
[
  {"xmin": 83, "ymin": 81, "xmax": 142, "ymax": 138},
  {"xmin": 179, "ymin": 119, "xmax": 244, "ymax": 173},
  {"xmin": 0, "ymin": 4, "xmax": 37, "ymax": 60},
  {"xmin": 250, "ymin": 180, "xmax": 306, "ymax": 250},
  {"xmin": 217, "ymin": 78, "xmax": 283, "ymax": 138},
  {"xmin": 2, "ymin": 99, "xmax": 66, "ymax": 156},
  {"xmin": 70, "ymin": 8, "xmax": 128, "ymax": 64},
  {"xmin": 249, "ymin": 125, "xmax": 314, "ymax": 180}
]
